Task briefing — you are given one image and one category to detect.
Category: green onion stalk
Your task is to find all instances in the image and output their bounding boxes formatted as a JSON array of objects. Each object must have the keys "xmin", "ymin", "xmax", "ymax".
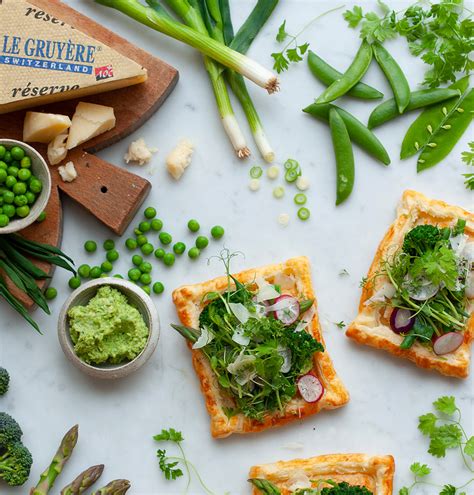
[
  {"xmin": 95, "ymin": 0, "xmax": 279, "ymax": 93},
  {"xmin": 151, "ymin": 0, "xmax": 250, "ymax": 157}
]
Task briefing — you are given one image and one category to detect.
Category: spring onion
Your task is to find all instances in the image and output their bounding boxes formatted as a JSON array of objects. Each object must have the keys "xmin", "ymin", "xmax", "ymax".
[
  {"xmin": 273, "ymin": 186, "xmax": 285, "ymax": 198},
  {"xmin": 96, "ymin": 0, "xmax": 279, "ymax": 93},
  {"xmin": 294, "ymin": 193, "xmax": 307, "ymax": 205},
  {"xmin": 249, "ymin": 178, "xmax": 260, "ymax": 191},
  {"xmin": 297, "ymin": 207, "xmax": 311, "ymax": 221},
  {"xmin": 267, "ymin": 165, "xmax": 279, "ymax": 179},
  {"xmin": 250, "ymin": 166, "xmax": 263, "ymax": 178}
]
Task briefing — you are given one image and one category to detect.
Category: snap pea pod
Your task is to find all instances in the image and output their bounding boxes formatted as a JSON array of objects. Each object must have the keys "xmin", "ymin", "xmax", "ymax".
[
  {"xmin": 417, "ymin": 88, "xmax": 474, "ymax": 172},
  {"xmin": 329, "ymin": 108, "xmax": 355, "ymax": 205},
  {"xmin": 303, "ymin": 102, "xmax": 390, "ymax": 165},
  {"xmin": 316, "ymin": 40, "xmax": 373, "ymax": 104},
  {"xmin": 368, "ymin": 88, "xmax": 461, "ymax": 128},
  {"xmin": 400, "ymin": 77, "xmax": 470, "ymax": 159},
  {"xmin": 307, "ymin": 50, "xmax": 383, "ymax": 100},
  {"xmin": 372, "ymin": 42, "xmax": 410, "ymax": 114}
]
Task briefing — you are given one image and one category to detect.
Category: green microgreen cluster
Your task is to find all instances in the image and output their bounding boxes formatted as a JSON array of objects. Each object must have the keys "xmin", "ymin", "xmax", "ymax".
[
  {"xmin": 344, "ymin": 0, "xmax": 474, "ymax": 88},
  {"xmin": 372, "ymin": 220, "xmax": 470, "ymax": 350},
  {"xmin": 462, "ymin": 141, "xmax": 474, "ymax": 190},
  {"xmin": 249, "ymin": 478, "xmax": 373, "ymax": 494}
]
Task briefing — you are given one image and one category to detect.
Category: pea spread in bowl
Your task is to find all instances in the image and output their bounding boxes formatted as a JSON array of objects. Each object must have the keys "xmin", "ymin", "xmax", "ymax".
[{"xmin": 67, "ymin": 286, "xmax": 150, "ymax": 366}]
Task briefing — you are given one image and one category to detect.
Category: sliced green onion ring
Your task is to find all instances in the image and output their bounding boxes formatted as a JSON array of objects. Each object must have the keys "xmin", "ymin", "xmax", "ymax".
[
  {"xmin": 294, "ymin": 193, "xmax": 307, "ymax": 205},
  {"xmin": 298, "ymin": 207, "xmax": 311, "ymax": 221},
  {"xmin": 273, "ymin": 186, "xmax": 285, "ymax": 199},
  {"xmin": 284, "ymin": 158, "xmax": 299, "ymax": 170},
  {"xmin": 250, "ymin": 165, "xmax": 263, "ymax": 178},
  {"xmin": 285, "ymin": 168, "xmax": 300, "ymax": 183}
]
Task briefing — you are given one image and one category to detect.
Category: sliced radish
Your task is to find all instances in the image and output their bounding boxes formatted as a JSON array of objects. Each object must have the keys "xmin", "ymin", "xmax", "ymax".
[
  {"xmin": 390, "ymin": 308, "xmax": 415, "ymax": 334},
  {"xmin": 433, "ymin": 332, "xmax": 464, "ymax": 355},
  {"xmin": 271, "ymin": 295, "xmax": 300, "ymax": 325},
  {"xmin": 297, "ymin": 373, "xmax": 324, "ymax": 403}
]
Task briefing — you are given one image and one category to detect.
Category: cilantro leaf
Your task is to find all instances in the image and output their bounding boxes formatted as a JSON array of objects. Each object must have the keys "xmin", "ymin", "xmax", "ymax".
[
  {"xmin": 276, "ymin": 21, "xmax": 288, "ymax": 43},
  {"xmin": 153, "ymin": 428, "xmax": 184, "ymax": 443},
  {"xmin": 461, "ymin": 142, "xmax": 474, "ymax": 166},
  {"xmin": 286, "ymin": 47, "xmax": 303, "ymax": 63},
  {"xmin": 398, "ymin": 488, "xmax": 409, "ymax": 495},
  {"xmin": 410, "ymin": 462, "xmax": 431, "ymax": 478},
  {"xmin": 428, "ymin": 435, "xmax": 449, "ymax": 458},
  {"xmin": 271, "ymin": 52, "xmax": 289, "ymax": 73},
  {"xmin": 298, "ymin": 43, "xmax": 310, "ymax": 55},
  {"xmin": 439, "ymin": 485, "xmax": 456, "ymax": 495},
  {"xmin": 464, "ymin": 173, "xmax": 474, "ymax": 190},
  {"xmin": 343, "ymin": 6, "xmax": 364, "ymax": 28},
  {"xmin": 429, "ymin": 424, "xmax": 463, "ymax": 457},
  {"xmin": 156, "ymin": 449, "xmax": 183, "ymax": 480},
  {"xmin": 433, "ymin": 396, "xmax": 457, "ymax": 416},
  {"xmin": 464, "ymin": 436, "xmax": 474, "ymax": 460},
  {"xmin": 418, "ymin": 413, "xmax": 438, "ymax": 435}
]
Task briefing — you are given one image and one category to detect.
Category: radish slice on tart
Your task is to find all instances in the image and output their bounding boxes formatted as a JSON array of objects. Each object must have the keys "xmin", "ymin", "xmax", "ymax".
[
  {"xmin": 433, "ymin": 332, "xmax": 464, "ymax": 355},
  {"xmin": 297, "ymin": 373, "xmax": 324, "ymax": 403},
  {"xmin": 271, "ymin": 295, "xmax": 300, "ymax": 325},
  {"xmin": 390, "ymin": 308, "xmax": 416, "ymax": 334}
]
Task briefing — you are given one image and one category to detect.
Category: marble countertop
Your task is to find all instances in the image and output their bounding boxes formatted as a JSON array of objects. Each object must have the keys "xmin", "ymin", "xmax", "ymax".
[{"xmin": 1, "ymin": 1, "xmax": 472, "ymax": 494}]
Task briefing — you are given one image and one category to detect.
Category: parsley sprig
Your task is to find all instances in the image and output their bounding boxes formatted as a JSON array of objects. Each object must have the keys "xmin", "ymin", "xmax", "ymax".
[
  {"xmin": 462, "ymin": 141, "xmax": 474, "ymax": 190},
  {"xmin": 344, "ymin": 0, "xmax": 474, "ymax": 87},
  {"xmin": 271, "ymin": 5, "xmax": 345, "ymax": 73}
]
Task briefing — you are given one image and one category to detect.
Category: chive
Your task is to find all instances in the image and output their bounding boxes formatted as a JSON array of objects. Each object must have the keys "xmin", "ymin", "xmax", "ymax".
[{"xmin": 249, "ymin": 166, "xmax": 263, "ymax": 178}]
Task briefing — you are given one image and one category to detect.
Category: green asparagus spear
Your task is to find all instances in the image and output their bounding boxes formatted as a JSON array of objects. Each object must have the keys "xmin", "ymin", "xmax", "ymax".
[
  {"xmin": 91, "ymin": 479, "xmax": 131, "ymax": 495},
  {"xmin": 30, "ymin": 425, "xmax": 79, "ymax": 495},
  {"xmin": 60, "ymin": 464, "xmax": 104, "ymax": 495}
]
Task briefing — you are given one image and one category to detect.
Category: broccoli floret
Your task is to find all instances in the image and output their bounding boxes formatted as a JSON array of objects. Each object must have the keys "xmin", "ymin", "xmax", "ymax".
[
  {"xmin": 0, "ymin": 368, "xmax": 9, "ymax": 396},
  {"xmin": 402, "ymin": 225, "xmax": 445, "ymax": 256},
  {"xmin": 0, "ymin": 413, "xmax": 22, "ymax": 448},
  {"xmin": 0, "ymin": 441, "xmax": 33, "ymax": 486}
]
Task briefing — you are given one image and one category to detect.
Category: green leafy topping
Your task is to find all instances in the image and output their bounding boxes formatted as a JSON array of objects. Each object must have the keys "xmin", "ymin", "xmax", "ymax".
[
  {"xmin": 462, "ymin": 142, "xmax": 474, "ymax": 190},
  {"xmin": 410, "ymin": 462, "xmax": 431, "ymax": 477}
]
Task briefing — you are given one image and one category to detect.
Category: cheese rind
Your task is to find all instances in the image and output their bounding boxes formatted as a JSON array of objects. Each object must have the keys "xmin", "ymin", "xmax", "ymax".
[
  {"xmin": 23, "ymin": 112, "xmax": 71, "ymax": 143},
  {"xmin": 67, "ymin": 102, "xmax": 116, "ymax": 150}
]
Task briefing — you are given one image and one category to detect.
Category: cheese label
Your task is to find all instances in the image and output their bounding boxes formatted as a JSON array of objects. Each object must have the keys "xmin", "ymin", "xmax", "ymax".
[{"xmin": 0, "ymin": 0, "xmax": 147, "ymax": 113}]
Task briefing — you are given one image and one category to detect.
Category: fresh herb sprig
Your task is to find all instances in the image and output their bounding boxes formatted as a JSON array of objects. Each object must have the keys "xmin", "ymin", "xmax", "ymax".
[
  {"xmin": 462, "ymin": 141, "xmax": 474, "ymax": 190},
  {"xmin": 344, "ymin": 0, "xmax": 474, "ymax": 88},
  {"xmin": 249, "ymin": 478, "xmax": 373, "ymax": 494},
  {"xmin": 272, "ymin": 5, "xmax": 345, "ymax": 73}
]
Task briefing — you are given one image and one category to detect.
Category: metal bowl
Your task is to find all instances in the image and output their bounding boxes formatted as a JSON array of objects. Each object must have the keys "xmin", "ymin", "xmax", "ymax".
[
  {"xmin": 58, "ymin": 278, "xmax": 160, "ymax": 379},
  {"xmin": 0, "ymin": 139, "xmax": 51, "ymax": 234}
]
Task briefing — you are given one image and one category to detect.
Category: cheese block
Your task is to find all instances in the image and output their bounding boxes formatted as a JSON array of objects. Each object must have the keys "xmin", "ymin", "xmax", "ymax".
[
  {"xmin": 47, "ymin": 133, "xmax": 68, "ymax": 165},
  {"xmin": 23, "ymin": 111, "xmax": 71, "ymax": 143},
  {"xmin": 0, "ymin": 0, "xmax": 147, "ymax": 114},
  {"xmin": 67, "ymin": 102, "xmax": 115, "ymax": 150}
]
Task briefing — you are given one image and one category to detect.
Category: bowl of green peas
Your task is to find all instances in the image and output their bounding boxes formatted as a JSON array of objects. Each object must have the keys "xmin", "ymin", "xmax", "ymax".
[{"xmin": 0, "ymin": 139, "xmax": 51, "ymax": 234}]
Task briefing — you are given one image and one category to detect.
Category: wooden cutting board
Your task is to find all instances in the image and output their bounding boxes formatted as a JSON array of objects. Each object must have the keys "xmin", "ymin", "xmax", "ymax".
[{"xmin": 0, "ymin": 0, "xmax": 179, "ymax": 309}]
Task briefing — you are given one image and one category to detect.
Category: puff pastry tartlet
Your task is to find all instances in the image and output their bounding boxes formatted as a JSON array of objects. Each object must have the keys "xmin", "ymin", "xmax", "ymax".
[
  {"xmin": 249, "ymin": 453, "xmax": 395, "ymax": 494},
  {"xmin": 347, "ymin": 190, "xmax": 474, "ymax": 378},
  {"xmin": 172, "ymin": 256, "xmax": 349, "ymax": 438}
]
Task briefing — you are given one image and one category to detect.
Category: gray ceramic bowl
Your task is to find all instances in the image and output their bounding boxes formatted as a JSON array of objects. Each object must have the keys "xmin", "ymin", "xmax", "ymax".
[
  {"xmin": 58, "ymin": 278, "xmax": 160, "ymax": 379},
  {"xmin": 0, "ymin": 139, "xmax": 51, "ymax": 234}
]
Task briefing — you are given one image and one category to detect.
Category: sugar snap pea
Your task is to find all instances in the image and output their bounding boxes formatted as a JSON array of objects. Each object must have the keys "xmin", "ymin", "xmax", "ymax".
[
  {"xmin": 372, "ymin": 42, "xmax": 410, "ymax": 114},
  {"xmin": 401, "ymin": 77, "xmax": 470, "ymax": 159},
  {"xmin": 368, "ymin": 88, "xmax": 461, "ymax": 128},
  {"xmin": 303, "ymin": 103, "xmax": 390, "ymax": 165},
  {"xmin": 329, "ymin": 108, "xmax": 355, "ymax": 205},
  {"xmin": 316, "ymin": 40, "xmax": 373, "ymax": 104},
  {"xmin": 308, "ymin": 50, "xmax": 383, "ymax": 100},
  {"xmin": 417, "ymin": 87, "xmax": 474, "ymax": 172}
]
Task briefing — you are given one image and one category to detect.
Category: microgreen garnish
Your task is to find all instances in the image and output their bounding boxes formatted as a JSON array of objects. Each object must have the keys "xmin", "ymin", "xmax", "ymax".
[
  {"xmin": 335, "ymin": 321, "xmax": 346, "ymax": 329},
  {"xmin": 271, "ymin": 5, "xmax": 345, "ymax": 73},
  {"xmin": 462, "ymin": 142, "xmax": 474, "ymax": 190},
  {"xmin": 339, "ymin": 269, "xmax": 350, "ymax": 276},
  {"xmin": 249, "ymin": 478, "xmax": 373, "ymax": 494}
]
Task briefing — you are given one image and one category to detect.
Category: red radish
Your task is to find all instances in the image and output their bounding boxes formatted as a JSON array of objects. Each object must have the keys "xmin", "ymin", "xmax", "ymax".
[
  {"xmin": 433, "ymin": 332, "xmax": 464, "ymax": 355},
  {"xmin": 390, "ymin": 308, "xmax": 415, "ymax": 334},
  {"xmin": 297, "ymin": 373, "xmax": 324, "ymax": 403},
  {"xmin": 272, "ymin": 295, "xmax": 300, "ymax": 325}
]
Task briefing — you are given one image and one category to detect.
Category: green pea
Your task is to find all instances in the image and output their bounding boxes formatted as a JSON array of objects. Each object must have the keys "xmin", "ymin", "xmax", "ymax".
[
  {"xmin": 153, "ymin": 282, "xmax": 164, "ymax": 294},
  {"xmin": 139, "ymin": 262, "xmax": 152, "ymax": 273},
  {"xmin": 84, "ymin": 240, "xmax": 97, "ymax": 253},
  {"xmin": 90, "ymin": 266, "xmax": 102, "ymax": 279},
  {"xmin": 136, "ymin": 234, "xmax": 148, "ymax": 246},
  {"xmin": 128, "ymin": 268, "xmax": 141, "ymax": 281},
  {"xmin": 3, "ymin": 191, "xmax": 14, "ymax": 204},
  {"xmin": 0, "ymin": 146, "xmax": 5, "ymax": 159},
  {"xmin": 195, "ymin": 236, "xmax": 209, "ymax": 249},
  {"xmin": 106, "ymin": 250, "xmax": 119, "ymax": 262},
  {"xmin": 14, "ymin": 194, "xmax": 28, "ymax": 207},
  {"xmin": 100, "ymin": 273, "xmax": 108, "ymax": 278},
  {"xmin": 159, "ymin": 232, "xmax": 172, "ymax": 245},
  {"xmin": 101, "ymin": 261, "xmax": 113, "ymax": 273},
  {"xmin": 7, "ymin": 166, "xmax": 18, "ymax": 178},
  {"xmin": 187, "ymin": 219, "xmax": 200, "ymax": 232},
  {"xmin": 138, "ymin": 221, "xmax": 151, "ymax": 232},
  {"xmin": 3, "ymin": 205, "xmax": 15, "ymax": 218},
  {"xmin": 151, "ymin": 219, "xmax": 163, "ymax": 231},
  {"xmin": 173, "ymin": 242, "xmax": 186, "ymax": 255},
  {"xmin": 44, "ymin": 287, "xmax": 57, "ymax": 300},
  {"xmin": 78, "ymin": 264, "xmax": 91, "ymax": 278},
  {"xmin": 29, "ymin": 179, "xmax": 43, "ymax": 194},
  {"xmin": 0, "ymin": 169, "xmax": 7, "ymax": 184},
  {"xmin": 16, "ymin": 205, "xmax": 30, "ymax": 218},
  {"xmin": 68, "ymin": 276, "xmax": 81, "ymax": 289},
  {"xmin": 5, "ymin": 176, "xmax": 16, "ymax": 189},
  {"xmin": 114, "ymin": 274, "xmax": 124, "ymax": 279},
  {"xmin": 154, "ymin": 248, "xmax": 165, "ymax": 259},
  {"xmin": 132, "ymin": 254, "xmax": 143, "ymax": 266},
  {"xmin": 36, "ymin": 211, "xmax": 46, "ymax": 222},
  {"xmin": 144, "ymin": 206, "xmax": 156, "ymax": 219},
  {"xmin": 141, "ymin": 242, "xmax": 154, "ymax": 256},
  {"xmin": 125, "ymin": 238, "xmax": 137, "ymax": 250},
  {"xmin": 142, "ymin": 285, "xmax": 151, "ymax": 295},
  {"xmin": 103, "ymin": 239, "xmax": 115, "ymax": 251},
  {"xmin": 10, "ymin": 146, "xmax": 25, "ymax": 161},
  {"xmin": 12, "ymin": 182, "xmax": 26, "ymax": 195},
  {"xmin": 20, "ymin": 156, "xmax": 31, "ymax": 169},
  {"xmin": 0, "ymin": 214, "xmax": 9, "ymax": 227},
  {"xmin": 188, "ymin": 247, "xmax": 200, "ymax": 259},
  {"xmin": 25, "ymin": 191, "xmax": 36, "ymax": 204},
  {"xmin": 0, "ymin": 161, "xmax": 6, "ymax": 170},
  {"xmin": 211, "ymin": 225, "xmax": 225, "ymax": 239},
  {"xmin": 163, "ymin": 253, "xmax": 175, "ymax": 266},
  {"xmin": 134, "ymin": 228, "xmax": 143, "ymax": 236},
  {"xmin": 140, "ymin": 273, "xmax": 152, "ymax": 285},
  {"xmin": 3, "ymin": 151, "xmax": 12, "ymax": 164}
]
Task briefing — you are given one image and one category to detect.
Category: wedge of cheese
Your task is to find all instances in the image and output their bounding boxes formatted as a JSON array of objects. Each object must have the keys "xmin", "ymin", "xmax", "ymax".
[
  {"xmin": 23, "ymin": 112, "xmax": 71, "ymax": 143},
  {"xmin": 0, "ymin": 0, "xmax": 147, "ymax": 114},
  {"xmin": 67, "ymin": 102, "xmax": 116, "ymax": 150}
]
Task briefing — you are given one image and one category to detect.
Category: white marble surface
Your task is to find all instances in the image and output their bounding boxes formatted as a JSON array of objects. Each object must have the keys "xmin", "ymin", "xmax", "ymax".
[{"xmin": 1, "ymin": 1, "xmax": 473, "ymax": 494}]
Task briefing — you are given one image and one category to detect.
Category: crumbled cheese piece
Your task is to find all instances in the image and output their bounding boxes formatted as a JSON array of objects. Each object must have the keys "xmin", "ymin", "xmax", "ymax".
[
  {"xmin": 267, "ymin": 165, "xmax": 279, "ymax": 179},
  {"xmin": 283, "ymin": 442, "xmax": 304, "ymax": 451},
  {"xmin": 249, "ymin": 178, "xmax": 261, "ymax": 191},
  {"xmin": 278, "ymin": 213, "xmax": 290, "ymax": 226},
  {"xmin": 47, "ymin": 133, "xmax": 68, "ymax": 166},
  {"xmin": 58, "ymin": 161, "xmax": 77, "ymax": 183},
  {"xmin": 124, "ymin": 138, "xmax": 157, "ymax": 166},
  {"xmin": 296, "ymin": 176, "xmax": 310, "ymax": 191},
  {"xmin": 166, "ymin": 139, "xmax": 194, "ymax": 180}
]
